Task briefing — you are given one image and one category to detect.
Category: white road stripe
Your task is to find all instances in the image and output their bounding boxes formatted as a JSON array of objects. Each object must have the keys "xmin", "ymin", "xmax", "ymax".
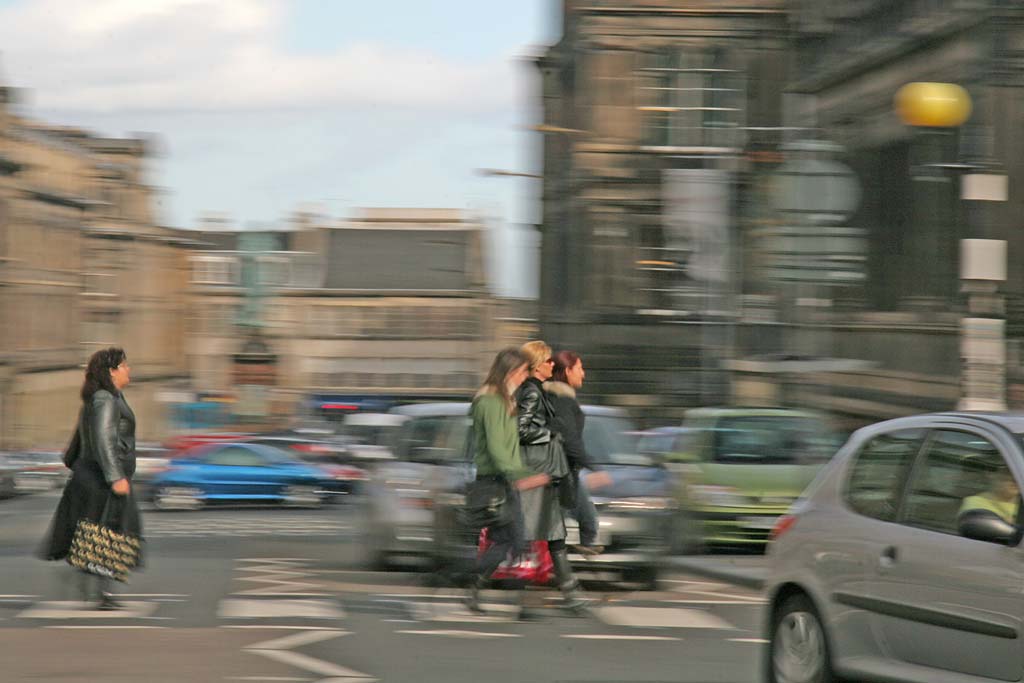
[
  {"xmin": 395, "ymin": 630, "xmax": 522, "ymax": 639},
  {"xmin": 221, "ymin": 625, "xmax": 341, "ymax": 630},
  {"xmin": 729, "ymin": 638, "xmax": 769, "ymax": 643},
  {"xmin": 561, "ymin": 635, "xmax": 680, "ymax": 641},
  {"xmin": 19, "ymin": 601, "xmax": 159, "ymax": 619},
  {"xmin": 246, "ymin": 630, "xmax": 350, "ymax": 651},
  {"xmin": 226, "ymin": 678, "xmax": 312, "ymax": 682},
  {"xmin": 218, "ymin": 599, "xmax": 344, "ymax": 619},
  {"xmin": 44, "ymin": 625, "xmax": 167, "ymax": 629},
  {"xmin": 249, "ymin": 649, "xmax": 375, "ymax": 680},
  {"xmin": 666, "ymin": 599, "xmax": 767, "ymax": 605}
]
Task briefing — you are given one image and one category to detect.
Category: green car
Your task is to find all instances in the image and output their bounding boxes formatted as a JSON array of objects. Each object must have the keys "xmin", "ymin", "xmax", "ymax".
[{"xmin": 667, "ymin": 407, "xmax": 840, "ymax": 551}]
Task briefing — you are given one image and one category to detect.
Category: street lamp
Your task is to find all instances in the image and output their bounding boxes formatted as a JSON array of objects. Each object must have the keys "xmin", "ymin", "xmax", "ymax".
[{"xmin": 895, "ymin": 81, "xmax": 1008, "ymax": 410}]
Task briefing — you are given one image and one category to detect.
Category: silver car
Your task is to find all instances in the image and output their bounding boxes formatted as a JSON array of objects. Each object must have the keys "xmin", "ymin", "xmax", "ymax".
[{"xmin": 765, "ymin": 412, "xmax": 1024, "ymax": 683}]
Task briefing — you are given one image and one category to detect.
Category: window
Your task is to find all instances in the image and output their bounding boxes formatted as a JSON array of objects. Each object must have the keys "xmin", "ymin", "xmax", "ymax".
[
  {"xmin": 846, "ymin": 429, "xmax": 925, "ymax": 522},
  {"xmin": 205, "ymin": 446, "xmax": 266, "ymax": 467},
  {"xmin": 712, "ymin": 416, "xmax": 838, "ymax": 464},
  {"xmin": 903, "ymin": 430, "xmax": 1021, "ymax": 537},
  {"xmin": 638, "ymin": 48, "xmax": 744, "ymax": 148},
  {"xmin": 191, "ymin": 255, "xmax": 240, "ymax": 285}
]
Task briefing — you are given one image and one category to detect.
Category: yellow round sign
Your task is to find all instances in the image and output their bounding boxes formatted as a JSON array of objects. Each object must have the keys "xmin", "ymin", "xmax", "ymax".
[{"xmin": 895, "ymin": 82, "xmax": 972, "ymax": 128}]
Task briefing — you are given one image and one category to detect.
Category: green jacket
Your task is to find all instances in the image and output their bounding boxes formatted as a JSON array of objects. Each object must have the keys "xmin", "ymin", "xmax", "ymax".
[{"xmin": 471, "ymin": 393, "xmax": 527, "ymax": 480}]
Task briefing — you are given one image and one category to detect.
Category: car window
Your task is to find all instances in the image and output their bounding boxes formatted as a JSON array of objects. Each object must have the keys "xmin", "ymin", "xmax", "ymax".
[
  {"xmin": 205, "ymin": 446, "xmax": 267, "ymax": 467},
  {"xmin": 846, "ymin": 428, "xmax": 925, "ymax": 521},
  {"xmin": 712, "ymin": 416, "xmax": 838, "ymax": 464},
  {"xmin": 902, "ymin": 430, "xmax": 1021, "ymax": 537},
  {"xmin": 400, "ymin": 416, "xmax": 462, "ymax": 462},
  {"xmin": 583, "ymin": 416, "xmax": 643, "ymax": 465}
]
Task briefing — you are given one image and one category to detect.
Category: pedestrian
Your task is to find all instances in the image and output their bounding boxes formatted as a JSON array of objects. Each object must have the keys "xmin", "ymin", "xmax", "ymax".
[
  {"xmin": 545, "ymin": 350, "xmax": 613, "ymax": 555},
  {"xmin": 40, "ymin": 347, "xmax": 142, "ymax": 610},
  {"xmin": 516, "ymin": 340, "xmax": 592, "ymax": 614},
  {"xmin": 463, "ymin": 347, "xmax": 549, "ymax": 617}
]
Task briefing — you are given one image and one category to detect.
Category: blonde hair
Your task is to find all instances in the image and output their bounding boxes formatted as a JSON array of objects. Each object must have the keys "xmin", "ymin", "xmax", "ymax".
[{"xmin": 520, "ymin": 340, "xmax": 552, "ymax": 372}]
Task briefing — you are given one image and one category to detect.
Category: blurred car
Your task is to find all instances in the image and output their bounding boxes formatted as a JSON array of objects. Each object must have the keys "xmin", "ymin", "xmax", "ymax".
[
  {"xmin": 428, "ymin": 404, "xmax": 675, "ymax": 588},
  {"xmin": 764, "ymin": 412, "xmax": 1024, "ymax": 683},
  {"xmin": 240, "ymin": 435, "xmax": 367, "ymax": 499},
  {"xmin": 5, "ymin": 450, "xmax": 68, "ymax": 493},
  {"xmin": 341, "ymin": 412, "xmax": 409, "ymax": 464},
  {"xmin": 667, "ymin": 407, "xmax": 839, "ymax": 551},
  {"xmin": 634, "ymin": 426, "xmax": 697, "ymax": 462},
  {"xmin": 147, "ymin": 442, "xmax": 331, "ymax": 510},
  {"xmin": 356, "ymin": 403, "xmax": 471, "ymax": 569},
  {"xmin": 0, "ymin": 454, "xmax": 21, "ymax": 498},
  {"xmin": 162, "ymin": 432, "xmax": 254, "ymax": 453}
]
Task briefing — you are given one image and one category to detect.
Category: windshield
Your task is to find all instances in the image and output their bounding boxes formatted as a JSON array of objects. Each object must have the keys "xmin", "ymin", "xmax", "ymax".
[
  {"xmin": 582, "ymin": 416, "xmax": 648, "ymax": 466},
  {"xmin": 712, "ymin": 416, "xmax": 838, "ymax": 464}
]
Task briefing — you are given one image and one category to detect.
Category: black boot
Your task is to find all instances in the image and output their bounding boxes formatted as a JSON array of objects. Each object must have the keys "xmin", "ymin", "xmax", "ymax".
[{"xmin": 551, "ymin": 548, "xmax": 593, "ymax": 615}]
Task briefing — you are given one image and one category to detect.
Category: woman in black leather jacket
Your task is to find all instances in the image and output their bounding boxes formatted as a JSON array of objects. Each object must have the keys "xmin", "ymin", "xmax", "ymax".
[
  {"xmin": 41, "ymin": 347, "xmax": 141, "ymax": 610},
  {"xmin": 516, "ymin": 340, "xmax": 591, "ymax": 614}
]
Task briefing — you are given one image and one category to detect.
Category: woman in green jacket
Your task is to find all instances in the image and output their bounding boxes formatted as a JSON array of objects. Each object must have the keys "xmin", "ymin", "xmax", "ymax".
[{"xmin": 464, "ymin": 347, "xmax": 549, "ymax": 614}]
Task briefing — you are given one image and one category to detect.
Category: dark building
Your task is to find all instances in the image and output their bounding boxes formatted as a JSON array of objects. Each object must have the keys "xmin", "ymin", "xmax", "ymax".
[
  {"xmin": 536, "ymin": 0, "xmax": 789, "ymax": 422},
  {"xmin": 768, "ymin": 0, "xmax": 1024, "ymax": 423}
]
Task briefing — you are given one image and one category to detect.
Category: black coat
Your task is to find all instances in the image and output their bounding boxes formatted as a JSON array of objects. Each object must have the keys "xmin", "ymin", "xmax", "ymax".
[
  {"xmin": 40, "ymin": 390, "xmax": 143, "ymax": 562},
  {"xmin": 515, "ymin": 377, "xmax": 553, "ymax": 446},
  {"xmin": 514, "ymin": 377, "xmax": 565, "ymax": 542},
  {"xmin": 544, "ymin": 381, "xmax": 600, "ymax": 473}
]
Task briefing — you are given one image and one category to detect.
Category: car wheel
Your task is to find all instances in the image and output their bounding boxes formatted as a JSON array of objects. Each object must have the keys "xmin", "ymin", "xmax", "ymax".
[
  {"xmin": 282, "ymin": 485, "xmax": 322, "ymax": 508},
  {"xmin": 153, "ymin": 486, "xmax": 203, "ymax": 511},
  {"xmin": 769, "ymin": 594, "xmax": 836, "ymax": 683}
]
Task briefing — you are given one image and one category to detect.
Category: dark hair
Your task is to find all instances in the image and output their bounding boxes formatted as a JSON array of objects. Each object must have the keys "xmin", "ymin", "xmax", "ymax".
[
  {"xmin": 551, "ymin": 350, "xmax": 581, "ymax": 384},
  {"xmin": 479, "ymin": 347, "xmax": 529, "ymax": 414},
  {"xmin": 81, "ymin": 347, "xmax": 126, "ymax": 401}
]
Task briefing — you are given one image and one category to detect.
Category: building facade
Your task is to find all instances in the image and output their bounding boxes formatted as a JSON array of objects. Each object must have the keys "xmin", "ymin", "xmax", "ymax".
[
  {"xmin": 187, "ymin": 208, "xmax": 505, "ymax": 422},
  {"xmin": 762, "ymin": 0, "xmax": 1024, "ymax": 425},
  {"xmin": 0, "ymin": 87, "xmax": 191, "ymax": 447},
  {"xmin": 536, "ymin": 0, "xmax": 788, "ymax": 422}
]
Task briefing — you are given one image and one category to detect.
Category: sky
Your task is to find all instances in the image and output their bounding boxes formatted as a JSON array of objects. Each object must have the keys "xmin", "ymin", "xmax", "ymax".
[{"xmin": 0, "ymin": 0, "xmax": 559, "ymax": 296}]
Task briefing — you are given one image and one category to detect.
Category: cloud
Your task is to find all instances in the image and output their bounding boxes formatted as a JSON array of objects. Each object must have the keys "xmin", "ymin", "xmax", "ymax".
[{"xmin": 0, "ymin": 0, "xmax": 519, "ymax": 114}]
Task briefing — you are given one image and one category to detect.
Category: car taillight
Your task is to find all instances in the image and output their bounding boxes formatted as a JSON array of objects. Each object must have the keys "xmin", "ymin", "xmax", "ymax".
[{"xmin": 770, "ymin": 513, "xmax": 797, "ymax": 542}]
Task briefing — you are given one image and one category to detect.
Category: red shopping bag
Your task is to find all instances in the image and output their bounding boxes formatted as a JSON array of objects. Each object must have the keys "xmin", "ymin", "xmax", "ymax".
[{"xmin": 477, "ymin": 528, "xmax": 553, "ymax": 585}]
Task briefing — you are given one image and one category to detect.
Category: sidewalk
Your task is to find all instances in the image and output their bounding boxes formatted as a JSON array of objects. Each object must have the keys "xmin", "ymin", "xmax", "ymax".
[{"xmin": 666, "ymin": 554, "xmax": 768, "ymax": 591}]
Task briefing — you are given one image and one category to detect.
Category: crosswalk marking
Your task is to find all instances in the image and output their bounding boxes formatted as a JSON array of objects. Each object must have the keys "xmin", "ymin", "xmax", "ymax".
[
  {"xmin": 18, "ymin": 600, "xmax": 159, "ymax": 619},
  {"xmin": 218, "ymin": 599, "xmax": 345, "ymax": 619},
  {"xmin": 395, "ymin": 629, "xmax": 522, "ymax": 638},
  {"xmin": 590, "ymin": 606, "xmax": 734, "ymax": 629},
  {"xmin": 562, "ymin": 634, "xmax": 681, "ymax": 641},
  {"xmin": 142, "ymin": 517, "xmax": 350, "ymax": 538}
]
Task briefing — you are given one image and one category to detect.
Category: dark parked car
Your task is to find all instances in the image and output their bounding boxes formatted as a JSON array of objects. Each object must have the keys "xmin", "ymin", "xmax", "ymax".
[{"xmin": 147, "ymin": 442, "xmax": 331, "ymax": 510}]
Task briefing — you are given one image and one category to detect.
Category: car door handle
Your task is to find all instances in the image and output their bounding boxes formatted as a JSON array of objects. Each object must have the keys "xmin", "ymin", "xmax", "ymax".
[{"xmin": 879, "ymin": 545, "xmax": 898, "ymax": 568}]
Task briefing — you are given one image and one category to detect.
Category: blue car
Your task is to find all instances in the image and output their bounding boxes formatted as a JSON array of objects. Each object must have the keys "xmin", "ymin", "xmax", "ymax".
[{"xmin": 148, "ymin": 442, "xmax": 330, "ymax": 510}]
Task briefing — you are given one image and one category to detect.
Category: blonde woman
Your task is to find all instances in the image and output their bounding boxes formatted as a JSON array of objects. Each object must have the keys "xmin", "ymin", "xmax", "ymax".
[
  {"xmin": 464, "ymin": 347, "xmax": 549, "ymax": 616},
  {"xmin": 516, "ymin": 340, "xmax": 591, "ymax": 614}
]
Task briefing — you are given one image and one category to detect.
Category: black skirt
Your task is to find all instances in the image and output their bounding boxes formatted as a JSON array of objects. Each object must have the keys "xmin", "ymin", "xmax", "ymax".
[{"xmin": 39, "ymin": 460, "xmax": 144, "ymax": 565}]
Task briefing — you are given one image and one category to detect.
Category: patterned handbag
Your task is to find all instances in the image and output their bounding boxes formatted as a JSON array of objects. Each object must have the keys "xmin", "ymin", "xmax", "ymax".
[{"xmin": 67, "ymin": 499, "xmax": 141, "ymax": 583}]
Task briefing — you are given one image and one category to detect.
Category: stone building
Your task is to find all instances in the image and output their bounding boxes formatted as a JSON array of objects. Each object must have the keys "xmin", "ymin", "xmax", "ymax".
[
  {"xmin": 0, "ymin": 87, "xmax": 191, "ymax": 447},
  {"xmin": 535, "ymin": 0, "xmax": 789, "ymax": 421},
  {"xmin": 759, "ymin": 0, "xmax": 1024, "ymax": 424},
  {"xmin": 186, "ymin": 208, "xmax": 503, "ymax": 420}
]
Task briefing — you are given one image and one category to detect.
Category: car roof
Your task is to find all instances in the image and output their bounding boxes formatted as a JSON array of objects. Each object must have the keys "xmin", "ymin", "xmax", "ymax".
[
  {"xmin": 389, "ymin": 402, "xmax": 471, "ymax": 417},
  {"xmin": 387, "ymin": 401, "xmax": 628, "ymax": 419},
  {"xmin": 685, "ymin": 406, "xmax": 821, "ymax": 419},
  {"xmin": 863, "ymin": 411, "xmax": 1024, "ymax": 435},
  {"xmin": 344, "ymin": 412, "xmax": 409, "ymax": 426}
]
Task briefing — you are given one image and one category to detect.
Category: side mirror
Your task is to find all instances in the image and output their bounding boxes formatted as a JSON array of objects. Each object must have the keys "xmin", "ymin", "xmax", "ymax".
[{"xmin": 958, "ymin": 509, "xmax": 1022, "ymax": 546}]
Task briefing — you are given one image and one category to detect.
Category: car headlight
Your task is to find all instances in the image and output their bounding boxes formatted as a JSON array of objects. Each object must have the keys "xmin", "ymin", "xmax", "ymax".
[
  {"xmin": 605, "ymin": 496, "xmax": 676, "ymax": 511},
  {"xmin": 688, "ymin": 484, "xmax": 749, "ymax": 508}
]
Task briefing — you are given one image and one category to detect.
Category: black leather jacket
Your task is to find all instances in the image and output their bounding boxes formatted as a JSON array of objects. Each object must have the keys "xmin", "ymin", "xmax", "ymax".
[
  {"xmin": 515, "ymin": 377, "xmax": 553, "ymax": 446},
  {"xmin": 69, "ymin": 389, "xmax": 137, "ymax": 484}
]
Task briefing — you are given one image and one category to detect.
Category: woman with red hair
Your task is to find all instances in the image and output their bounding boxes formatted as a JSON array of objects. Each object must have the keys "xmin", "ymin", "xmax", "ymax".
[{"xmin": 545, "ymin": 351, "xmax": 612, "ymax": 555}]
